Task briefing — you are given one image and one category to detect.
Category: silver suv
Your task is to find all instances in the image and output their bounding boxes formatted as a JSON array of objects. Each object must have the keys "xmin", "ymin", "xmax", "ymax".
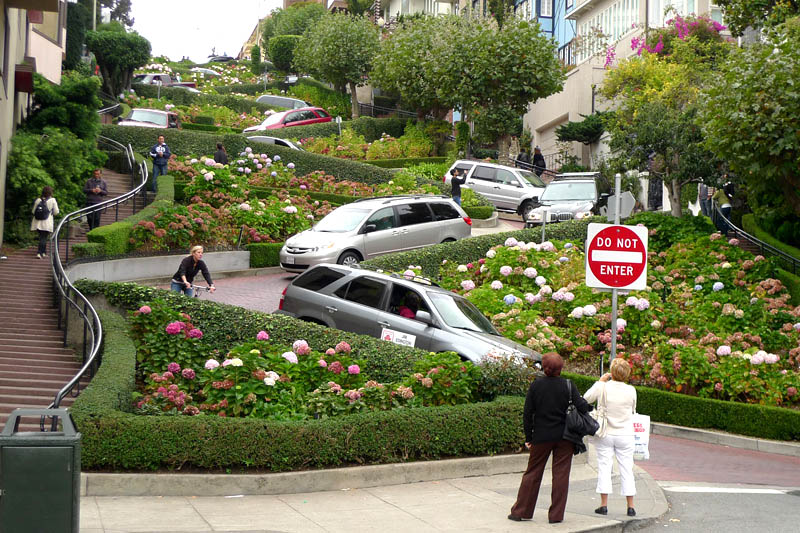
[
  {"xmin": 443, "ymin": 160, "xmax": 546, "ymax": 219},
  {"xmin": 277, "ymin": 264, "xmax": 541, "ymax": 364},
  {"xmin": 525, "ymin": 173, "xmax": 612, "ymax": 227},
  {"xmin": 278, "ymin": 195, "xmax": 472, "ymax": 273}
]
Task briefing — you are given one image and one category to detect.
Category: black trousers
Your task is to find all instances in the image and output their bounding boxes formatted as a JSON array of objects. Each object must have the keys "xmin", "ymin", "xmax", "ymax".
[
  {"xmin": 37, "ymin": 230, "xmax": 50, "ymax": 255},
  {"xmin": 87, "ymin": 206, "xmax": 102, "ymax": 230}
]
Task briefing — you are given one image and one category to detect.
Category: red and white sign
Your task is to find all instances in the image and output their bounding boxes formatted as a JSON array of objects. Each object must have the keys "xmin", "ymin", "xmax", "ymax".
[{"xmin": 585, "ymin": 223, "xmax": 648, "ymax": 290}]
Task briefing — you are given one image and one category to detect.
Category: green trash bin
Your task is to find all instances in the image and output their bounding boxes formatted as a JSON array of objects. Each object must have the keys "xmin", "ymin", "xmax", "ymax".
[{"xmin": 0, "ymin": 408, "xmax": 81, "ymax": 533}]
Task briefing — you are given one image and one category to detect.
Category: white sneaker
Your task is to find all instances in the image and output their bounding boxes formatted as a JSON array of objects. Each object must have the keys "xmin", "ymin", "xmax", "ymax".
[{"xmin": 37, "ymin": 253, "xmax": 42, "ymax": 259}]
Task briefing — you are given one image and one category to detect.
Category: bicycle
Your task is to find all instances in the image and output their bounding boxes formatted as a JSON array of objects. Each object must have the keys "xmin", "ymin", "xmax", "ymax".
[{"xmin": 190, "ymin": 285, "xmax": 214, "ymax": 298}]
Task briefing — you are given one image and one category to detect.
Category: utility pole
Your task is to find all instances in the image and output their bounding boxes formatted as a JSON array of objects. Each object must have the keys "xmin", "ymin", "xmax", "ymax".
[{"xmin": 93, "ymin": 0, "xmax": 97, "ymax": 31}]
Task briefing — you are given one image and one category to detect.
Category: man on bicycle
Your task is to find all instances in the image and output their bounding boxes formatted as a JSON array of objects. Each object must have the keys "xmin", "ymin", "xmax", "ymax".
[{"xmin": 171, "ymin": 245, "xmax": 215, "ymax": 297}]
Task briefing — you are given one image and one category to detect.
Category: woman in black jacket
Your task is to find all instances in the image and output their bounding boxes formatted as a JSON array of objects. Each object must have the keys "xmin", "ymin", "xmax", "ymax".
[
  {"xmin": 509, "ymin": 352, "xmax": 592, "ymax": 524},
  {"xmin": 171, "ymin": 245, "xmax": 215, "ymax": 297}
]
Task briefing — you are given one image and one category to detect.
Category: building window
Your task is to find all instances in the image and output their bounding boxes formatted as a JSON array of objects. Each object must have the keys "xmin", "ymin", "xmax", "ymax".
[
  {"xmin": 541, "ymin": 0, "xmax": 552, "ymax": 17},
  {"xmin": 566, "ymin": 0, "xmax": 573, "ymax": 10},
  {"xmin": 648, "ymin": 1, "xmax": 698, "ymax": 27},
  {"xmin": 710, "ymin": 4, "xmax": 723, "ymax": 24}
]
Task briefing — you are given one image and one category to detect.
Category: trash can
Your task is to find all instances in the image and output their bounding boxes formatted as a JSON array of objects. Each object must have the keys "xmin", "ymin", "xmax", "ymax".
[{"xmin": 0, "ymin": 408, "xmax": 81, "ymax": 533}]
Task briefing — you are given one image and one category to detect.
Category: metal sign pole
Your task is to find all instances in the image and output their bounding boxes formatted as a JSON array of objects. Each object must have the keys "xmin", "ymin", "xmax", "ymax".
[
  {"xmin": 541, "ymin": 210, "xmax": 547, "ymax": 243},
  {"xmin": 606, "ymin": 172, "xmax": 623, "ymax": 375}
]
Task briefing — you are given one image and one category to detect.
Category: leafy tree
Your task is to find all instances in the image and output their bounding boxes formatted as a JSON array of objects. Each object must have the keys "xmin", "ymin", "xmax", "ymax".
[
  {"xmin": 250, "ymin": 45, "xmax": 262, "ymax": 75},
  {"xmin": 294, "ymin": 14, "xmax": 380, "ymax": 118},
  {"xmin": 261, "ymin": 10, "xmax": 280, "ymax": 49},
  {"xmin": 26, "ymin": 73, "xmax": 102, "ymax": 139},
  {"xmin": 556, "ymin": 113, "xmax": 608, "ymax": 145},
  {"xmin": 79, "ymin": 0, "xmax": 134, "ymax": 28},
  {"xmin": 715, "ymin": 0, "xmax": 799, "ymax": 36},
  {"xmin": 86, "ymin": 23, "xmax": 151, "ymax": 96},
  {"xmin": 65, "ymin": 1, "xmax": 90, "ymax": 70},
  {"xmin": 263, "ymin": 2, "xmax": 328, "ymax": 52},
  {"xmin": 346, "ymin": 0, "xmax": 374, "ymax": 16},
  {"xmin": 701, "ymin": 18, "xmax": 800, "ymax": 244},
  {"xmin": 269, "ymin": 35, "xmax": 302, "ymax": 72}
]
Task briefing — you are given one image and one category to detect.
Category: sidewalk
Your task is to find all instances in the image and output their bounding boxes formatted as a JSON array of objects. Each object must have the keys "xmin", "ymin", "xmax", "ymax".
[{"xmin": 78, "ymin": 443, "xmax": 667, "ymax": 533}]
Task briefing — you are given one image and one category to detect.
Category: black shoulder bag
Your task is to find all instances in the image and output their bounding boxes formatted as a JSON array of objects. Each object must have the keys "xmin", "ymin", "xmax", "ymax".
[{"xmin": 563, "ymin": 379, "xmax": 599, "ymax": 439}]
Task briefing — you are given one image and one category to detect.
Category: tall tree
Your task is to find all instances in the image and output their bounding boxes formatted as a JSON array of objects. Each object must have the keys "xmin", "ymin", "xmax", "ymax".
[
  {"xmin": 79, "ymin": 0, "xmax": 134, "ymax": 28},
  {"xmin": 86, "ymin": 22, "xmax": 151, "ymax": 96},
  {"xmin": 294, "ymin": 14, "xmax": 380, "ymax": 118},
  {"xmin": 715, "ymin": 0, "xmax": 799, "ymax": 35},
  {"xmin": 701, "ymin": 17, "xmax": 800, "ymax": 243},
  {"xmin": 346, "ymin": 0, "xmax": 374, "ymax": 16},
  {"xmin": 261, "ymin": 3, "xmax": 328, "ymax": 59},
  {"xmin": 64, "ymin": 1, "xmax": 90, "ymax": 70}
]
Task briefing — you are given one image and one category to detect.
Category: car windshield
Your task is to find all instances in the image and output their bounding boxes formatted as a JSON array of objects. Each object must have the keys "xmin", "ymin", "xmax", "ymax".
[
  {"xmin": 428, "ymin": 293, "xmax": 499, "ymax": 335},
  {"xmin": 518, "ymin": 170, "xmax": 546, "ymax": 188},
  {"xmin": 541, "ymin": 181, "xmax": 596, "ymax": 202},
  {"xmin": 126, "ymin": 110, "xmax": 167, "ymax": 127},
  {"xmin": 313, "ymin": 208, "xmax": 371, "ymax": 233},
  {"xmin": 132, "ymin": 74, "xmax": 149, "ymax": 82},
  {"xmin": 261, "ymin": 112, "xmax": 287, "ymax": 127}
]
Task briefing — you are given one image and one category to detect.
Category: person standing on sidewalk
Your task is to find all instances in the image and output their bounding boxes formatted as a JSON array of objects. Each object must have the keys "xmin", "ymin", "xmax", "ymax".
[
  {"xmin": 30, "ymin": 186, "xmax": 59, "ymax": 259},
  {"xmin": 84, "ymin": 168, "xmax": 108, "ymax": 231},
  {"xmin": 450, "ymin": 168, "xmax": 466, "ymax": 206},
  {"xmin": 509, "ymin": 352, "xmax": 592, "ymax": 524},
  {"xmin": 584, "ymin": 357, "xmax": 638, "ymax": 517},
  {"xmin": 532, "ymin": 146, "xmax": 546, "ymax": 177},
  {"xmin": 698, "ymin": 181, "xmax": 711, "ymax": 217},
  {"xmin": 149, "ymin": 135, "xmax": 171, "ymax": 192},
  {"xmin": 171, "ymin": 245, "xmax": 215, "ymax": 297}
]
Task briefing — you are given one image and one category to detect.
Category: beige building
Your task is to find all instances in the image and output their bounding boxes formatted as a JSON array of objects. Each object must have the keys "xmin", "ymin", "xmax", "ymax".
[
  {"xmin": 0, "ymin": 0, "xmax": 68, "ymax": 249},
  {"xmin": 524, "ymin": 0, "xmax": 723, "ymax": 166}
]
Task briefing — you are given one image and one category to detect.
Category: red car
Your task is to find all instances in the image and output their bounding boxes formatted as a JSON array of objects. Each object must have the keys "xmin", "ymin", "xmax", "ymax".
[{"xmin": 244, "ymin": 107, "xmax": 332, "ymax": 132}]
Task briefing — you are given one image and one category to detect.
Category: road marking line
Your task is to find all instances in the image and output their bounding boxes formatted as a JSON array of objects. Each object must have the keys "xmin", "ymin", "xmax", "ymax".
[{"xmin": 663, "ymin": 486, "xmax": 787, "ymax": 494}]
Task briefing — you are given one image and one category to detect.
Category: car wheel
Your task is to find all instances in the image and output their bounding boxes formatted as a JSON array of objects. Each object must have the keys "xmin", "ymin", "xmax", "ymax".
[
  {"xmin": 337, "ymin": 251, "xmax": 361, "ymax": 267},
  {"xmin": 441, "ymin": 238, "xmax": 456, "ymax": 243},
  {"xmin": 520, "ymin": 201, "xmax": 535, "ymax": 221},
  {"xmin": 299, "ymin": 317, "xmax": 327, "ymax": 326}
]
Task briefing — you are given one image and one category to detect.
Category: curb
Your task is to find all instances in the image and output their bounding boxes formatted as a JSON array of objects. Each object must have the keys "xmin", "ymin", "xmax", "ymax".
[
  {"xmin": 82, "ymin": 452, "xmax": 587, "ymax": 497},
  {"xmin": 652, "ymin": 422, "xmax": 800, "ymax": 458},
  {"xmin": 471, "ymin": 211, "xmax": 498, "ymax": 228}
]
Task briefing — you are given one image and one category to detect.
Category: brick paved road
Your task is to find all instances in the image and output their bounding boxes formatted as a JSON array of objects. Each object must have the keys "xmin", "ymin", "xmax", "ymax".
[{"xmin": 638, "ymin": 435, "xmax": 800, "ymax": 487}]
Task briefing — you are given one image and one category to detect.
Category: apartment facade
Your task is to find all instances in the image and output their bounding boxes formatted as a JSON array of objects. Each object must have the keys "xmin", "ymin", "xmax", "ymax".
[
  {"xmin": 523, "ymin": 0, "xmax": 723, "ymax": 165},
  {"xmin": 0, "ymin": 0, "xmax": 67, "ymax": 248}
]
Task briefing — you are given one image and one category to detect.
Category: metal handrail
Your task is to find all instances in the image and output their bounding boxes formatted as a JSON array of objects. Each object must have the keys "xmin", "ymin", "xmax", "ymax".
[
  {"xmin": 48, "ymin": 137, "xmax": 149, "ymax": 408},
  {"xmin": 712, "ymin": 203, "xmax": 799, "ymax": 276}
]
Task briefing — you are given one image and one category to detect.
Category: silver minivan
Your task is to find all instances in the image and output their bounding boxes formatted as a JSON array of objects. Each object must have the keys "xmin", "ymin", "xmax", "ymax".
[
  {"xmin": 443, "ymin": 160, "xmax": 546, "ymax": 219},
  {"xmin": 277, "ymin": 264, "xmax": 541, "ymax": 364},
  {"xmin": 256, "ymin": 94, "xmax": 309, "ymax": 109},
  {"xmin": 278, "ymin": 196, "xmax": 472, "ymax": 273}
]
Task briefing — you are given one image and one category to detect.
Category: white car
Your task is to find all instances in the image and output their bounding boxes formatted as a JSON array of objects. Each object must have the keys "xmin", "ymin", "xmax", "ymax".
[{"xmin": 245, "ymin": 136, "xmax": 305, "ymax": 151}]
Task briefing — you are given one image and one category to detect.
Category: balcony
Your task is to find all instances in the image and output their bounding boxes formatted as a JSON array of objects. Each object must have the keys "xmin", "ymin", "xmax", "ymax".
[{"xmin": 566, "ymin": 0, "xmax": 601, "ymax": 20}]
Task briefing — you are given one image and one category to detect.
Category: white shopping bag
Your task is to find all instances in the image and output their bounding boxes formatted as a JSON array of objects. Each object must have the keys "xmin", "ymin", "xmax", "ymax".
[{"xmin": 632, "ymin": 413, "xmax": 650, "ymax": 461}]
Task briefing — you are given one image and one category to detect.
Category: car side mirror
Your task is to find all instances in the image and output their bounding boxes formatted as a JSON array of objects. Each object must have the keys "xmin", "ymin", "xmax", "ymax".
[
  {"xmin": 362, "ymin": 224, "xmax": 377, "ymax": 234},
  {"xmin": 169, "ymin": 121, "xmax": 178, "ymax": 129},
  {"xmin": 415, "ymin": 310, "xmax": 435, "ymax": 326}
]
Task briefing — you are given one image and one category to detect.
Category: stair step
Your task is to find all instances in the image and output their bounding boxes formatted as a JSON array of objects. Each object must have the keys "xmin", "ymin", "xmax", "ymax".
[
  {"xmin": 0, "ymin": 362, "xmax": 80, "ymax": 375},
  {"xmin": 0, "ymin": 368, "xmax": 81, "ymax": 379},
  {"xmin": 0, "ymin": 353, "xmax": 81, "ymax": 366},
  {"xmin": 0, "ymin": 392, "xmax": 67, "ymax": 404},
  {"xmin": 0, "ymin": 345, "xmax": 75, "ymax": 356}
]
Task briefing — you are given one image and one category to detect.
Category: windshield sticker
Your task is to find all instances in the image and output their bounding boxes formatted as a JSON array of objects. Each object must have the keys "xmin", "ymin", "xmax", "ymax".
[{"xmin": 380, "ymin": 328, "xmax": 416, "ymax": 348}]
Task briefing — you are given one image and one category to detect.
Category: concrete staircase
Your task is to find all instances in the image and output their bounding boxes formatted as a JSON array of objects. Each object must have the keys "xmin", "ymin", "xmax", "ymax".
[{"xmin": 0, "ymin": 168, "xmax": 138, "ymax": 431}]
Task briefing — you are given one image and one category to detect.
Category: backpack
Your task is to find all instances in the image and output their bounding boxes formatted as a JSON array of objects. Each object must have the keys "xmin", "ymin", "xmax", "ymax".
[{"xmin": 34, "ymin": 198, "xmax": 50, "ymax": 220}]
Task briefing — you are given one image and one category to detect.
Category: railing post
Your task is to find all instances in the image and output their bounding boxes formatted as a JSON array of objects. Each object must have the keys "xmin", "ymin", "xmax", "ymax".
[{"xmin": 83, "ymin": 300, "xmax": 88, "ymax": 362}]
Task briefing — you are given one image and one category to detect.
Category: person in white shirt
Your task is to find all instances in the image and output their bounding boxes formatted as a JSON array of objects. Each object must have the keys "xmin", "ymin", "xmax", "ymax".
[{"xmin": 584, "ymin": 357, "xmax": 638, "ymax": 517}]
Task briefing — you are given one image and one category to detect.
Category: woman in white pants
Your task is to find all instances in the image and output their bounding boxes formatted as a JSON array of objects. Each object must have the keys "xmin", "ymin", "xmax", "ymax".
[{"xmin": 584, "ymin": 357, "xmax": 638, "ymax": 517}]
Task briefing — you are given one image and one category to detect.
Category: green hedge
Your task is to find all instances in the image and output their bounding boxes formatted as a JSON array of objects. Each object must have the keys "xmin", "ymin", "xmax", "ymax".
[
  {"xmin": 86, "ymin": 176, "xmax": 175, "ymax": 255},
  {"xmin": 777, "ymin": 269, "xmax": 800, "ymax": 305},
  {"xmin": 73, "ymin": 242, "xmax": 106, "ymax": 258},
  {"xmin": 101, "ymin": 124, "xmax": 397, "ymax": 185},
  {"xmin": 742, "ymin": 213, "xmax": 800, "ymax": 263},
  {"xmin": 247, "ymin": 242, "xmax": 283, "ymax": 267},
  {"xmin": 464, "ymin": 206, "xmax": 494, "ymax": 220},
  {"xmin": 365, "ymin": 157, "xmax": 447, "ymax": 168},
  {"xmin": 363, "ymin": 218, "xmax": 597, "ymax": 278},
  {"xmin": 193, "ymin": 115, "xmax": 215, "ymax": 125},
  {"xmin": 249, "ymin": 116, "xmax": 410, "ymax": 143},
  {"xmin": 182, "ymin": 122, "xmax": 243, "ymax": 134},
  {"xmin": 565, "ymin": 373, "xmax": 800, "ymax": 441}
]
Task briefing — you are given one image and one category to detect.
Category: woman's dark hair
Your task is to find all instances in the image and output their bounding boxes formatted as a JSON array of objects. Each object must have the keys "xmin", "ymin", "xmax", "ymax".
[
  {"xmin": 541, "ymin": 352, "xmax": 564, "ymax": 377},
  {"xmin": 41, "ymin": 186, "xmax": 53, "ymax": 198},
  {"xmin": 723, "ymin": 182, "xmax": 734, "ymax": 198},
  {"xmin": 404, "ymin": 291, "xmax": 420, "ymax": 312},
  {"xmin": 217, "ymin": 143, "xmax": 225, "ymax": 151}
]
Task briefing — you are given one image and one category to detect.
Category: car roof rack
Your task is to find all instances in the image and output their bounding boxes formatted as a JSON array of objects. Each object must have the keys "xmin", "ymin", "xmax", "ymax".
[
  {"xmin": 554, "ymin": 172, "xmax": 601, "ymax": 180},
  {"xmin": 351, "ymin": 263, "xmax": 440, "ymax": 287},
  {"xmin": 351, "ymin": 194, "xmax": 452, "ymax": 205}
]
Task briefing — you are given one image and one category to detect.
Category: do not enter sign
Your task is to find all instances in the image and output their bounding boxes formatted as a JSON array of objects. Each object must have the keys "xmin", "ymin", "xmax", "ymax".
[{"xmin": 585, "ymin": 223, "xmax": 649, "ymax": 290}]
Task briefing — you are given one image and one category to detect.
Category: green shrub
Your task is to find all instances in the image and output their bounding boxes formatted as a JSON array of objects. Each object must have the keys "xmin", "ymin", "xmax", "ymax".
[
  {"xmin": 73, "ymin": 242, "xmax": 106, "ymax": 258},
  {"xmin": 627, "ymin": 211, "xmax": 715, "ymax": 252},
  {"xmin": 289, "ymin": 82, "xmax": 352, "ymax": 119},
  {"xmin": 777, "ymin": 268, "xmax": 800, "ymax": 305},
  {"xmin": 365, "ymin": 157, "xmax": 447, "ymax": 168},
  {"xmin": 193, "ymin": 115, "xmax": 214, "ymax": 125},
  {"xmin": 464, "ymin": 206, "xmax": 494, "ymax": 220},
  {"xmin": 214, "ymin": 82, "xmax": 281, "ymax": 96},
  {"xmin": 131, "ymin": 84, "xmax": 275, "ymax": 115},
  {"xmin": 182, "ymin": 123, "xmax": 242, "ymax": 134},
  {"xmin": 742, "ymin": 214, "xmax": 800, "ymax": 267},
  {"xmin": 269, "ymin": 35, "xmax": 301, "ymax": 71},
  {"xmin": 247, "ymin": 242, "xmax": 283, "ymax": 267},
  {"xmin": 258, "ymin": 116, "xmax": 409, "ymax": 143}
]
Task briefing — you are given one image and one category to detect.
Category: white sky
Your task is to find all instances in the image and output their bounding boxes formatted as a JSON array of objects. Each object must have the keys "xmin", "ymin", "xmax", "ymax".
[{"xmin": 130, "ymin": 0, "xmax": 282, "ymax": 63}]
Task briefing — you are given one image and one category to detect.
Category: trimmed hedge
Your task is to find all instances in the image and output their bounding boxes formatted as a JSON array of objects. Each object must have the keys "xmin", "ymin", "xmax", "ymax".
[
  {"xmin": 247, "ymin": 242, "xmax": 283, "ymax": 267},
  {"xmin": 464, "ymin": 206, "xmax": 494, "ymax": 220},
  {"xmin": 73, "ymin": 242, "xmax": 106, "ymax": 258},
  {"xmin": 365, "ymin": 157, "xmax": 447, "ymax": 168},
  {"xmin": 86, "ymin": 176, "xmax": 175, "ymax": 255},
  {"xmin": 182, "ymin": 123, "xmax": 243, "ymax": 134},
  {"xmin": 251, "ymin": 116, "xmax": 410, "ymax": 143},
  {"xmin": 101, "ymin": 125, "xmax": 397, "ymax": 185},
  {"xmin": 363, "ymin": 218, "xmax": 598, "ymax": 278},
  {"xmin": 742, "ymin": 213, "xmax": 800, "ymax": 263},
  {"xmin": 777, "ymin": 269, "xmax": 800, "ymax": 305},
  {"xmin": 565, "ymin": 373, "xmax": 800, "ymax": 441}
]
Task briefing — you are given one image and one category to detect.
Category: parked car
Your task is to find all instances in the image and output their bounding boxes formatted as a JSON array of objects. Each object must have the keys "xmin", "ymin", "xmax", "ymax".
[
  {"xmin": 525, "ymin": 172, "xmax": 612, "ymax": 227},
  {"xmin": 245, "ymin": 135, "xmax": 305, "ymax": 151},
  {"xmin": 243, "ymin": 107, "xmax": 332, "ymax": 132},
  {"xmin": 277, "ymin": 264, "xmax": 541, "ymax": 364},
  {"xmin": 171, "ymin": 85, "xmax": 201, "ymax": 94},
  {"xmin": 443, "ymin": 160, "xmax": 546, "ymax": 219},
  {"xmin": 189, "ymin": 67, "xmax": 221, "ymax": 77},
  {"xmin": 208, "ymin": 55, "xmax": 234, "ymax": 62},
  {"xmin": 117, "ymin": 108, "xmax": 180, "ymax": 129},
  {"xmin": 132, "ymin": 73, "xmax": 196, "ymax": 88},
  {"xmin": 255, "ymin": 94, "xmax": 309, "ymax": 109},
  {"xmin": 278, "ymin": 195, "xmax": 472, "ymax": 273}
]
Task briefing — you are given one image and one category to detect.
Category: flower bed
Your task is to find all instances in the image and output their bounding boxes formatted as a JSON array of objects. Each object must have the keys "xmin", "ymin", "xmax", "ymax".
[{"xmin": 299, "ymin": 123, "xmax": 434, "ymax": 161}]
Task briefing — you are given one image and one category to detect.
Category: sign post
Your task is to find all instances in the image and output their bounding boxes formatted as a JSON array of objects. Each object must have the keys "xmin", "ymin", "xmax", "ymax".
[{"xmin": 585, "ymin": 174, "xmax": 648, "ymax": 373}]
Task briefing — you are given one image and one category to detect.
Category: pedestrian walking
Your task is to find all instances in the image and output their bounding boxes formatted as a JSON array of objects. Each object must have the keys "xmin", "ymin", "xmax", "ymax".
[
  {"xmin": 584, "ymin": 358, "xmax": 638, "ymax": 517},
  {"xmin": 712, "ymin": 183, "xmax": 733, "ymax": 233},
  {"xmin": 449, "ymin": 168, "xmax": 467, "ymax": 206},
  {"xmin": 84, "ymin": 168, "xmax": 108, "ymax": 231},
  {"xmin": 509, "ymin": 352, "xmax": 592, "ymax": 524},
  {"xmin": 149, "ymin": 135, "xmax": 171, "ymax": 192},
  {"xmin": 515, "ymin": 149, "xmax": 530, "ymax": 169},
  {"xmin": 171, "ymin": 245, "xmax": 215, "ymax": 297},
  {"xmin": 532, "ymin": 146, "xmax": 546, "ymax": 177},
  {"xmin": 213, "ymin": 142, "xmax": 228, "ymax": 165},
  {"xmin": 30, "ymin": 186, "xmax": 59, "ymax": 259},
  {"xmin": 698, "ymin": 181, "xmax": 711, "ymax": 218}
]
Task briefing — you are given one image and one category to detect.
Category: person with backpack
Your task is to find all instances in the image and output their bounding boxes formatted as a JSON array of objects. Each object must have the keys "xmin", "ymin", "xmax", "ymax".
[
  {"xmin": 149, "ymin": 135, "xmax": 171, "ymax": 193},
  {"xmin": 30, "ymin": 186, "xmax": 59, "ymax": 259}
]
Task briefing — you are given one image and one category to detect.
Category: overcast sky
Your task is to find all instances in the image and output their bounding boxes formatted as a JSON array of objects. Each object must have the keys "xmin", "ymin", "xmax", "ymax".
[{"xmin": 130, "ymin": 0, "xmax": 282, "ymax": 63}]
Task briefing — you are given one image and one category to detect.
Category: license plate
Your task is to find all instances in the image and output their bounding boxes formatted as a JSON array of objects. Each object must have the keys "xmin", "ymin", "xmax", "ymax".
[{"xmin": 285, "ymin": 256, "xmax": 294, "ymax": 264}]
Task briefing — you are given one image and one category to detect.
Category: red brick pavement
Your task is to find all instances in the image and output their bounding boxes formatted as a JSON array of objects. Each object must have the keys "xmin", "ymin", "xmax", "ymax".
[{"xmin": 638, "ymin": 435, "xmax": 800, "ymax": 487}]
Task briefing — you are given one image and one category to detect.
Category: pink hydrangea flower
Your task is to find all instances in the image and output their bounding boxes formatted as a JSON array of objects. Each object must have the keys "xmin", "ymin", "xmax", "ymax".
[
  {"xmin": 325, "ymin": 348, "xmax": 336, "ymax": 356},
  {"xmin": 714, "ymin": 382, "xmax": 723, "ymax": 392},
  {"xmin": 318, "ymin": 359, "xmax": 328, "ymax": 368},
  {"xmin": 329, "ymin": 361, "xmax": 344, "ymax": 374},
  {"xmin": 167, "ymin": 362, "xmax": 181, "ymax": 373},
  {"xmin": 292, "ymin": 340, "xmax": 311, "ymax": 355},
  {"xmin": 504, "ymin": 237, "xmax": 518, "ymax": 247},
  {"xmin": 335, "ymin": 341, "xmax": 351, "ymax": 354},
  {"xmin": 139, "ymin": 305, "xmax": 151, "ymax": 314},
  {"xmin": 282, "ymin": 351, "xmax": 298, "ymax": 364},
  {"xmin": 188, "ymin": 328, "xmax": 203, "ymax": 339},
  {"xmin": 165, "ymin": 322, "xmax": 182, "ymax": 335},
  {"xmin": 181, "ymin": 368, "xmax": 196, "ymax": 380},
  {"xmin": 616, "ymin": 319, "xmax": 627, "ymax": 331},
  {"xmin": 256, "ymin": 331, "xmax": 270, "ymax": 341},
  {"xmin": 205, "ymin": 359, "xmax": 220, "ymax": 370},
  {"xmin": 500, "ymin": 265, "xmax": 512, "ymax": 276},
  {"xmin": 348, "ymin": 364, "xmax": 360, "ymax": 375},
  {"xmin": 461, "ymin": 280, "xmax": 476, "ymax": 291},
  {"xmin": 222, "ymin": 359, "xmax": 233, "ymax": 367},
  {"xmin": 716, "ymin": 345, "xmax": 731, "ymax": 356}
]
